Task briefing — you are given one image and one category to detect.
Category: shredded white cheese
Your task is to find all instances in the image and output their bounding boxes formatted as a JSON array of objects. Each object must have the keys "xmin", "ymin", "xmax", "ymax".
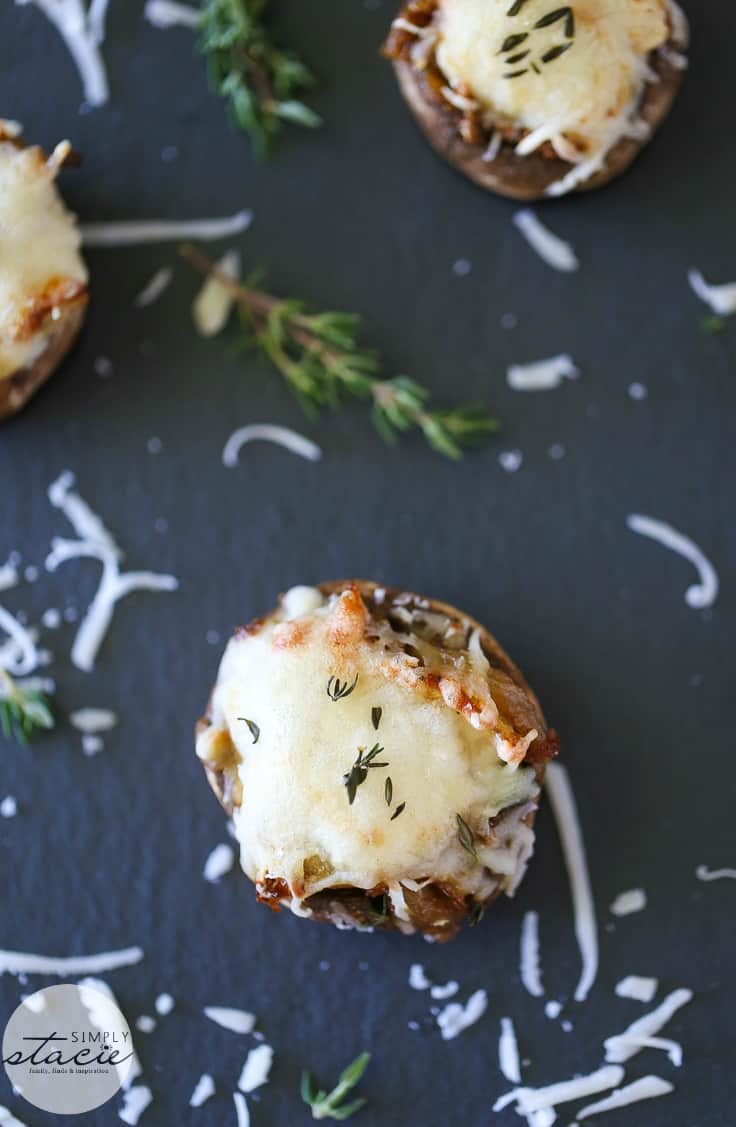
[
  {"xmin": 46, "ymin": 472, "xmax": 178, "ymax": 671},
  {"xmin": 69, "ymin": 707, "xmax": 118, "ymax": 733},
  {"xmin": 512, "ymin": 211, "xmax": 579, "ymax": 273},
  {"xmin": 0, "ymin": 607, "xmax": 39, "ymax": 677},
  {"xmin": 0, "ymin": 946, "xmax": 143, "ymax": 977},
  {"xmin": 203, "ymin": 843, "xmax": 235, "ymax": 883},
  {"xmin": 0, "ymin": 1106, "xmax": 27, "ymax": 1127},
  {"xmin": 192, "ymin": 249, "xmax": 241, "ymax": 336},
  {"xmin": 436, "ymin": 989, "xmax": 487, "ymax": 1040},
  {"xmin": 134, "ymin": 266, "xmax": 173, "ymax": 309},
  {"xmin": 87, "ymin": 0, "xmax": 110, "ymax": 44},
  {"xmin": 0, "ymin": 796, "xmax": 17, "ymax": 818},
  {"xmin": 0, "ymin": 562, "xmax": 19, "ymax": 592},
  {"xmin": 604, "ymin": 988, "xmax": 693, "ymax": 1064},
  {"xmin": 498, "ymin": 1016, "xmax": 521, "ymax": 1084},
  {"xmin": 695, "ymin": 864, "xmax": 736, "ymax": 882},
  {"xmin": 544, "ymin": 762, "xmax": 598, "ymax": 1002},
  {"xmin": 16, "ymin": 0, "xmax": 109, "ymax": 106},
  {"xmin": 615, "ymin": 975, "xmax": 658, "ymax": 1003},
  {"xmin": 610, "ymin": 888, "xmax": 646, "ymax": 916},
  {"xmin": 577, "ymin": 1075, "xmax": 674, "ymax": 1119},
  {"xmin": 81, "ymin": 210, "xmax": 252, "ymax": 246},
  {"xmin": 409, "ymin": 963, "xmax": 431, "ymax": 990},
  {"xmin": 222, "ymin": 424, "xmax": 323, "ymax": 467},
  {"xmin": 154, "ymin": 993, "xmax": 174, "ymax": 1015},
  {"xmin": 544, "ymin": 1000, "xmax": 562, "ymax": 1020},
  {"xmin": 430, "ymin": 980, "xmax": 459, "ymax": 1000},
  {"xmin": 135, "ymin": 1015, "xmax": 156, "ymax": 1034},
  {"xmin": 203, "ymin": 1006, "xmax": 256, "ymax": 1035},
  {"xmin": 626, "ymin": 514, "xmax": 719, "ymax": 609},
  {"xmin": 144, "ymin": 0, "xmax": 200, "ymax": 28},
  {"xmin": 189, "ymin": 1074, "xmax": 215, "ymax": 1108},
  {"xmin": 494, "ymin": 1065, "xmax": 625, "ymax": 1116},
  {"xmin": 688, "ymin": 269, "xmax": 736, "ymax": 317},
  {"xmin": 507, "ymin": 354, "xmax": 579, "ymax": 392},
  {"xmin": 520, "ymin": 910, "xmax": 544, "ymax": 997},
  {"xmin": 233, "ymin": 1092, "xmax": 250, "ymax": 1127},
  {"xmin": 119, "ymin": 1085, "xmax": 152, "ymax": 1126},
  {"xmin": 238, "ymin": 1044, "xmax": 273, "ymax": 1093}
]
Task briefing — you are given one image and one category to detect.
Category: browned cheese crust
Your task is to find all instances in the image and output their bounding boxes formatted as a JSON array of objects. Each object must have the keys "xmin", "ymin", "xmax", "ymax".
[
  {"xmin": 0, "ymin": 292, "xmax": 88, "ymax": 422},
  {"xmin": 196, "ymin": 580, "xmax": 558, "ymax": 940},
  {"xmin": 383, "ymin": 1, "xmax": 685, "ymax": 200}
]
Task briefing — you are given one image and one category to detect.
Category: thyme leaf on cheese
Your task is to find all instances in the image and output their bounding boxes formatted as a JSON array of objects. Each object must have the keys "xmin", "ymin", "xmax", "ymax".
[
  {"xmin": 371, "ymin": 706, "xmax": 382, "ymax": 731},
  {"xmin": 456, "ymin": 813, "xmax": 478, "ymax": 860},
  {"xmin": 198, "ymin": 0, "xmax": 321, "ymax": 158},
  {"xmin": 0, "ymin": 671, "xmax": 54, "ymax": 746},
  {"xmin": 390, "ymin": 801, "xmax": 406, "ymax": 821},
  {"xmin": 238, "ymin": 717, "xmax": 260, "ymax": 743},
  {"xmin": 327, "ymin": 673, "xmax": 359, "ymax": 702},
  {"xmin": 181, "ymin": 246, "xmax": 498, "ymax": 459},
  {"xmin": 301, "ymin": 1051, "xmax": 371, "ymax": 1121},
  {"xmin": 384, "ymin": 776, "xmax": 393, "ymax": 806},
  {"xmin": 344, "ymin": 744, "xmax": 388, "ymax": 805}
]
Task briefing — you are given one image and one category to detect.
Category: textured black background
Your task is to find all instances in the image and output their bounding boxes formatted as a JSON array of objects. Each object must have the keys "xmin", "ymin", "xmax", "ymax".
[{"xmin": 0, "ymin": 1, "xmax": 734, "ymax": 1125}]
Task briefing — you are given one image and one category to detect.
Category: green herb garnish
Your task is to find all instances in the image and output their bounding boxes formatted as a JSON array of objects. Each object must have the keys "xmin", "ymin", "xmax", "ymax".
[
  {"xmin": 384, "ymin": 776, "xmax": 393, "ymax": 806},
  {"xmin": 390, "ymin": 801, "xmax": 406, "ymax": 821},
  {"xmin": 327, "ymin": 673, "xmax": 359, "ymax": 702},
  {"xmin": 238, "ymin": 717, "xmax": 260, "ymax": 743},
  {"xmin": 301, "ymin": 1052, "xmax": 371, "ymax": 1121},
  {"xmin": 371, "ymin": 706, "xmax": 382, "ymax": 731},
  {"xmin": 343, "ymin": 744, "xmax": 388, "ymax": 805},
  {"xmin": 0, "ymin": 671, "xmax": 54, "ymax": 746},
  {"xmin": 198, "ymin": 0, "xmax": 321, "ymax": 159},
  {"xmin": 456, "ymin": 813, "xmax": 478, "ymax": 860},
  {"xmin": 702, "ymin": 315, "xmax": 727, "ymax": 335},
  {"xmin": 468, "ymin": 901, "xmax": 485, "ymax": 927},
  {"xmin": 181, "ymin": 246, "xmax": 498, "ymax": 459}
]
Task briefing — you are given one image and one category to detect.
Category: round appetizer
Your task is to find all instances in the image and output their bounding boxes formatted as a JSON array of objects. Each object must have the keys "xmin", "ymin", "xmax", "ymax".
[
  {"xmin": 0, "ymin": 123, "xmax": 88, "ymax": 421},
  {"xmin": 383, "ymin": 0, "xmax": 689, "ymax": 199},
  {"xmin": 196, "ymin": 580, "xmax": 557, "ymax": 940}
]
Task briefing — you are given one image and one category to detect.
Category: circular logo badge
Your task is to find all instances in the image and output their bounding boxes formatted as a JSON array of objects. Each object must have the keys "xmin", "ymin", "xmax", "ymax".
[{"xmin": 3, "ymin": 984, "xmax": 134, "ymax": 1115}]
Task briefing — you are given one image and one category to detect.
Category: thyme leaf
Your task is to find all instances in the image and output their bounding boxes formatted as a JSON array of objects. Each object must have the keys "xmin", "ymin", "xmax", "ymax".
[
  {"xmin": 343, "ymin": 744, "xmax": 388, "ymax": 804},
  {"xmin": 384, "ymin": 776, "xmax": 393, "ymax": 806},
  {"xmin": 198, "ymin": 0, "xmax": 321, "ymax": 159},
  {"xmin": 456, "ymin": 813, "xmax": 478, "ymax": 860},
  {"xmin": 0, "ymin": 671, "xmax": 54, "ymax": 746},
  {"xmin": 238, "ymin": 717, "xmax": 260, "ymax": 743},
  {"xmin": 371, "ymin": 706, "xmax": 382, "ymax": 731},
  {"xmin": 181, "ymin": 246, "xmax": 498, "ymax": 459},
  {"xmin": 301, "ymin": 1051, "xmax": 371, "ymax": 1121},
  {"xmin": 327, "ymin": 673, "xmax": 359, "ymax": 702},
  {"xmin": 390, "ymin": 801, "xmax": 406, "ymax": 821}
]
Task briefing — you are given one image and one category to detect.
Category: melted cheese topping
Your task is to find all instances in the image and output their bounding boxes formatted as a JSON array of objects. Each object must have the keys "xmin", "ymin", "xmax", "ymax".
[
  {"xmin": 199, "ymin": 587, "xmax": 539, "ymax": 909},
  {"xmin": 0, "ymin": 142, "xmax": 87, "ymax": 379},
  {"xmin": 435, "ymin": 0, "xmax": 670, "ymax": 169}
]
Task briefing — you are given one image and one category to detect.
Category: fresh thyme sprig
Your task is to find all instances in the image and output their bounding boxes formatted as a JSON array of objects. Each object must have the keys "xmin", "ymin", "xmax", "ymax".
[
  {"xmin": 0, "ymin": 670, "xmax": 54, "ymax": 746},
  {"xmin": 301, "ymin": 1052, "xmax": 371, "ymax": 1121},
  {"xmin": 343, "ymin": 743, "xmax": 388, "ymax": 805},
  {"xmin": 456, "ymin": 813, "xmax": 478, "ymax": 860},
  {"xmin": 238, "ymin": 716, "xmax": 260, "ymax": 743},
  {"xmin": 327, "ymin": 673, "xmax": 359, "ymax": 702},
  {"xmin": 181, "ymin": 246, "xmax": 498, "ymax": 459},
  {"xmin": 198, "ymin": 0, "xmax": 321, "ymax": 158}
]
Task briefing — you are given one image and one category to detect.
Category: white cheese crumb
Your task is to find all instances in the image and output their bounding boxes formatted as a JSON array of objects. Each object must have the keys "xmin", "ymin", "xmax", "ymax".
[
  {"xmin": 203, "ymin": 1006, "xmax": 256, "ymax": 1035},
  {"xmin": 0, "ymin": 562, "xmax": 19, "ymax": 592},
  {"xmin": 545, "ymin": 763, "xmax": 598, "ymax": 1002},
  {"xmin": 222, "ymin": 424, "xmax": 322, "ymax": 467},
  {"xmin": 147, "ymin": 436, "xmax": 163, "ymax": 454},
  {"xmin": 409, "ymin": 964, "xmax": 431, "ymax": 990},
  {"xmin": 695, "ymin": 864, "xmax": 736, "ymax": 882},
  {"xmin": 118, "ymin": 1085, "xmax": 152, "ymax": 1125},
  {"xmin": 520, "ymin": 910, "xmax": 544, "ymax": 998},
  {"xmin": 610, "ymin": 888, "xmax": 647, "ymax": 917},
  {"xmin": 688, "ymin": 269, "xmax": 736, "ymax": 317},
  {"xmin": 21, "ymin": 992, "xmax": 46, "ymax": 1013},
  {"xmin": 233, "ymin": 1092, "xmax": 250, "ymax": 1127},
  {"xmin": 626, "ymin": 514, "xmax": 719, "ymax": 610},
  {"xmin": 70, "ymin": 708, "xmax": 118, "ymax": 733},
  {"xmin": 135, "ymin": 1015, "xmax": 156, "ymax": 1034},
  {"xmin": 192, "ymin": 249, "xmax": 241, "ymax": 337},
  {"xmin": 436, "ymin": 989, "xmax": 487, "ymax": 1040},
  {"xmin": 82, "ymin": 735, "xmax": 104, "ymax": 756},
  {"xmin": 452, "ymin": 258, "xmax": 472, "ymax": 276},
  {"xmin": 512, "ymin": 210, "xmax": 579, "ymax": 273},
  {"xmin": 189, "ymin": 1073, "xmax": 215, "ymax": 1108},
  {"xmin": 544, "ymin": 1001, "xmax": 562, "ymax": 1019},
  {"xmin": 507, "ymin": 354, "xmax": 579, "ymax": 392},
  {"xmin": 144, "ymin": 0, "xmax": 201, "ymax": 29},
  {"xmin": 615, "ymin": 976, "xmax": 658, "ymax": 1003},
  {"xmin": 628, "ymin": 382, "xmax": 648, "ymax": 400},
  {"xmin": 203, "ymin": 843, "xmax": 235, "ymax": 883},
  {"xmin": 0, "ymin": 796, "xmax": 17, "ymax": 818},
  {"xmin": 430, "ymin": 980, "xmax": 459, "ymax": 1000},
  {"xmin": 238, "ymin": 1044, "xmax": 273, "ymax": 1093},
  {"xmin": 604, "ymin": 988, "xmax": 693, "ymax": 1064},
  {"xmin": 154, "ymin": 993, "xmax": 174, "ymax": 1016},
  {"xmin": 499, "ymin": 449, "xmax": 523, "ymax": 474},
  {"xmin": 134, "ymin": 267, "xmax": 173, "ymax": 309},
  {"xmin": 42, "ymin": 608, "xmax": 61, "ymax": 629},
  {"xmin": 498, "ymin": 1016, "xmax": 521, "ymax": 1084},
  {"xmin": 577, "ymin": 1075, "xmax": 674, "ymax": 1120}
]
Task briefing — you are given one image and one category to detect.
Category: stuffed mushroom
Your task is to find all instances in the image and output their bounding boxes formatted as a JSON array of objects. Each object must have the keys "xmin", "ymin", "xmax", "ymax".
[
  {"xmin": 196, "ymin": 581, "xmax": 557, "ymax": 940},
  {"xmin": 0, "ymin": 123, "xmax": 88, "ymax": 421},
  {"xmin": 383, "ymin": 0, "xmax": 689, "ymax": 199}
]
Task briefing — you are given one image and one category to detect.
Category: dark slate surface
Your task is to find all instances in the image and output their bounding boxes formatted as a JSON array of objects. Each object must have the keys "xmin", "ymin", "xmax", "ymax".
[{"xmin": 0, "ymin": 2, "xmax": 734, "ymax": 1125}]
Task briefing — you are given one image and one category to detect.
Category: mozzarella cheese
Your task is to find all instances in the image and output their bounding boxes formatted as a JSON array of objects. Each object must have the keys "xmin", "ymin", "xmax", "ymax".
[
  {"xmin": 0, "ymin": 139, "xmax": 87, "ymax": 379},
  {"xmin": 198, "ymin": 586, "xmax": 540, "ymax": 922},
  {"xmin": 435, "ymin": 0, "xmax": 672, "ymax": 173}
]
